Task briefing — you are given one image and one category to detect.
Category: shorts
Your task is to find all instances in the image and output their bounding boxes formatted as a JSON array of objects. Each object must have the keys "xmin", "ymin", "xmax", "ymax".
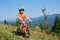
[
  {"xmin": 18, "ymin": 19, "xmax": 22, "ymax": 24},
  {"xmin": 18, "ymin": 19, "xmax": 27, "ymax": 26}
]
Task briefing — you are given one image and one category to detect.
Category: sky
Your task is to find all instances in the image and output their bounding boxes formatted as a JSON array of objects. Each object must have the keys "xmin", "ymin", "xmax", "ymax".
[{"xmin": 0, "ymin": 0, "xmax": 60, "ymax": 20}]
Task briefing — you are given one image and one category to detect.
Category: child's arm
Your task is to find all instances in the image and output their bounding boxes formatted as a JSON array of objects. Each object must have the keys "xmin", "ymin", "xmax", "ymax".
[
  {"xmin": 26, "ymin": 16, "xmax": 32, "ymax": 23},
  {"xmin": 17, "ymin": 15, "xmax": 23, "ymax": 21}
]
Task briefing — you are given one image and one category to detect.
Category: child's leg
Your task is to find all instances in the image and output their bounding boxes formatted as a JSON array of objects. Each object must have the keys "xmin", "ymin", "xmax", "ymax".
[
  {"xmin": 22, "ymin": 27, "xmax": 26, "ymax": 33},
  {"xmin": 22, "ymin": 21, "xmax": 27, "ymax": 33},
  {"xmin": 19, "ymin": 21, "xmax": 23, "ymax": 28},
  {"xmin": 24, "ymin": 24, "xmax": 28, "ymax": 33}
]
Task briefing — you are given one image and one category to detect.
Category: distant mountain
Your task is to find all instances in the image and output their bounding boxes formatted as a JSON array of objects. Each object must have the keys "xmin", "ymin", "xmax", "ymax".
[
  {"xmin": 0, "ymin": 14, "xmax": 60, "ymax": 26},
  {"xmin": 31, "ymin": 14, "xmax": 60, "ymax": 26}
]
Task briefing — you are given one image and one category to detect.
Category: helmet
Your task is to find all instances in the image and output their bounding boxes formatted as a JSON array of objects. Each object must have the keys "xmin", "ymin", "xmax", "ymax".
[{"xmin": 18, "ymin": 7, "xmax": 25, "ymax": 11}]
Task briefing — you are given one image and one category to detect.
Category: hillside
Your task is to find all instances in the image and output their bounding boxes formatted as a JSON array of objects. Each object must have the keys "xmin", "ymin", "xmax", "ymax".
[
  {"xmin": 31, "ymin": 14, "xmax": 60, "ymax": 26},
  {"xmin": 0, "ymin": 14, "xmax": 60, "ymax": 26},
  {"xmin": 0, "ymin": 24, "xmax": 60, "ymax": 40}
]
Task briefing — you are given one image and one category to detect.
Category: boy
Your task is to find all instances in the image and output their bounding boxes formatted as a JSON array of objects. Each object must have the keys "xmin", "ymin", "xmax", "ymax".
[{"xmin": 17, "ymin": 7, "xmax": 32, "ymax": 34}]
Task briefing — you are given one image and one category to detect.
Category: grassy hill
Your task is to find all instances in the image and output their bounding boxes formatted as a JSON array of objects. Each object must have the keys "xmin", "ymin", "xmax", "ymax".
[{"xmin": 0, "ymin": 24, "xmax": 60, "ymax": 40}]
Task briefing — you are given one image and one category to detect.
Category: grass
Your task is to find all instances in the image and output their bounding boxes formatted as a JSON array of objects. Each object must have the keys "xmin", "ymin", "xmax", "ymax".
[{"xmin": 0, "ymin": 24, "xmax": 60, "ymax": 40}]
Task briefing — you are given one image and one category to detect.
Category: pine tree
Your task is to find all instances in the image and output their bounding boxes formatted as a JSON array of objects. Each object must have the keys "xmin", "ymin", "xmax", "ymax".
[
  {"xmin": 15, "ymin": 19, "xmax": 20, "ymax": 27},
  {"xmin": 51, "ymin": 16, "xmax": 60, "ymax": 35},
  {"xmin": 4, "ymin": 19, "xmax": 8, "ymax": 24},
  {"xmin": 39, "ymin": 23, "xmax": 43, "ymax": 31}
]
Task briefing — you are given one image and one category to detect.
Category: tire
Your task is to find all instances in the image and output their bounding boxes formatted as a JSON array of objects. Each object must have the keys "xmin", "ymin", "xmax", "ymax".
[
  {"xmin": 17, "ymin": 28, "xmax": 22, "ymax": 35},
  {"xmin": 25, "ymin": 29, "xmax": 30, "ymax": 38}
]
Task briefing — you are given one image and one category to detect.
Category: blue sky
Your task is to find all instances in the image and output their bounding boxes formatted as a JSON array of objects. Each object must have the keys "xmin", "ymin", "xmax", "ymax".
[{"xmin": 0, "ymin": 0, "xmax": 60, "ymax": 20}]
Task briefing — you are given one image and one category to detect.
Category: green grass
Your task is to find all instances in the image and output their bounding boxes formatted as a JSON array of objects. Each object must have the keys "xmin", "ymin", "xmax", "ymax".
[{"xmin": 0, "ymin": 24, "xmax": 60, "ymax": 40}]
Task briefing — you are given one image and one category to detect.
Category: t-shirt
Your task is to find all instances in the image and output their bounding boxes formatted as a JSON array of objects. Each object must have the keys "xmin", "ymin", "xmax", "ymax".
[{"xmin": 17, "ymin": 13, "xmax": 27, "ymax": 20}]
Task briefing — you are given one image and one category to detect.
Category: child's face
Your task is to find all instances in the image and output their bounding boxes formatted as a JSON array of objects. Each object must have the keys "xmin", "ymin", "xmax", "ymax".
[{"xmin": 20, "ymin": 11, "xmax": 24, "ymax": 14}]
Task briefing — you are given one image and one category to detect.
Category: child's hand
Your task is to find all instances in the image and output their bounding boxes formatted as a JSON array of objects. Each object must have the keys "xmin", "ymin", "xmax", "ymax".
[
  {"xmin": 29, "ymin": 20, "xmax": 32, "ymax": 23},
  {"xmin": 22, "ymin": 21, "xmax": 25, "ymax": 24}
]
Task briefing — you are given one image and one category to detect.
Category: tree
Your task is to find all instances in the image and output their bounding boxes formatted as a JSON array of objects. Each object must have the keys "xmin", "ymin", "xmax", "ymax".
[
  {"xmin": 51, "ymin": 16, "xmax": 60, "ymax": 35},
  {"xmin": 41, "ymin": 8, "xmax": 48, "ymax": 32},
  {"xmin": 15, "ymin": 19, "xmax": 20, "ymax": 27},
  {"xmin": 4, "ymin": 19, "xmax": 8, "ymax": 24},
  {"xmin": 38, "ymin": 23, "xmax": 43, "ymax": 32}
]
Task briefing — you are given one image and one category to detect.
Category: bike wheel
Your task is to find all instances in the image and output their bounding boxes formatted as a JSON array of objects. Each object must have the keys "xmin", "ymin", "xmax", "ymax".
[{"xmin": 25, "ymin": 30, "xmax": 30, "ymax": 38}]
